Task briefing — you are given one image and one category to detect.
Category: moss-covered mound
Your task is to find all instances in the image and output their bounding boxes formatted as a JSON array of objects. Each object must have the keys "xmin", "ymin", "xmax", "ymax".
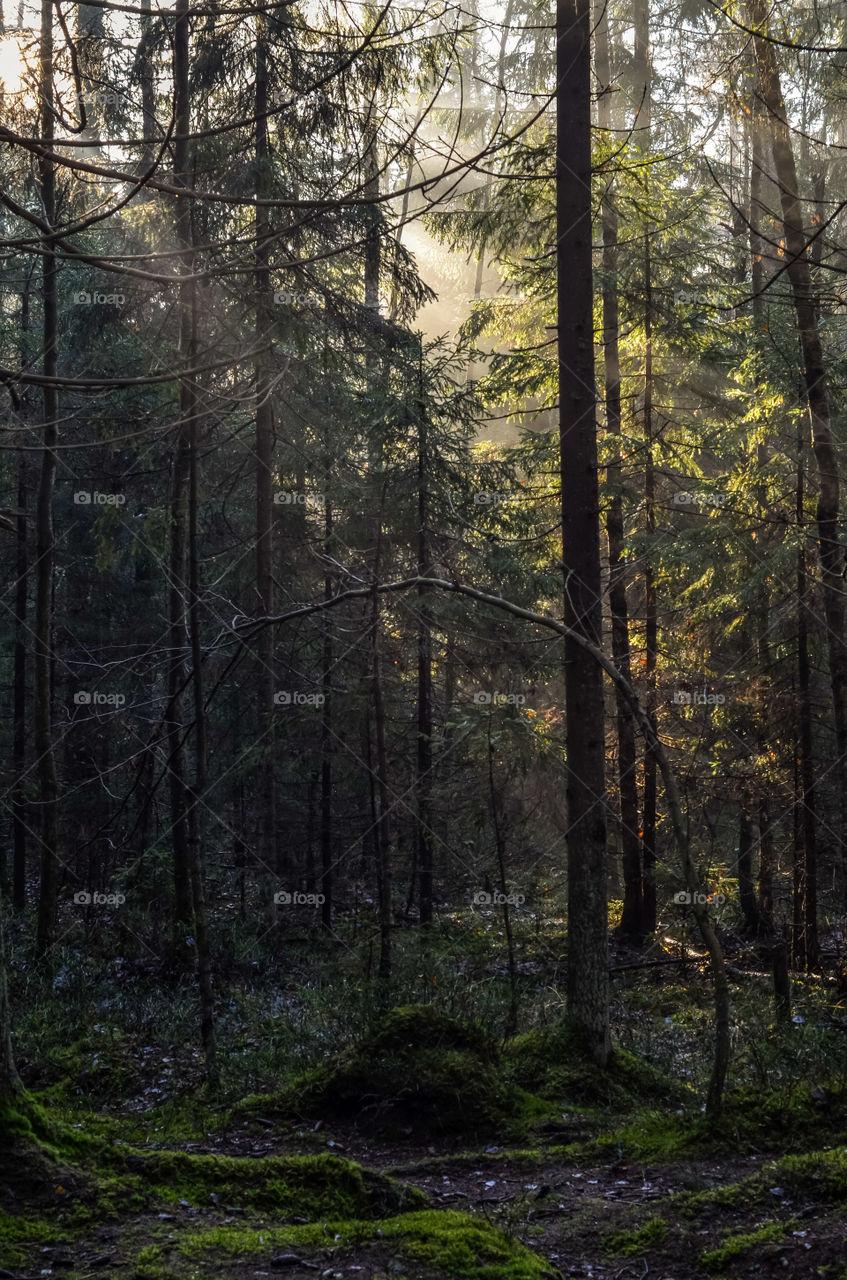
[
  {"xmin": 134, "ymin": 1208, "xmax": 553, "ymax": 1280},
  {"xmin": 239, "ymin": 1004, "xmax": 542, "ymax": 1141},
  {"xmin": 504, "ymin": 1021, "xmax": 687, "ymax": 1110},
  {"xmin": 133, "ymin": 1150, "xmax": 426, "ymax": 1217},
  {"xmin": 0, "ymin": 1095, "xmax": 93, "ymax": 1210}
]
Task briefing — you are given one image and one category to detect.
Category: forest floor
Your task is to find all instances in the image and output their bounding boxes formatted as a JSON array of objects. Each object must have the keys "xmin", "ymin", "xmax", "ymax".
[
  {"xmin": 4, "ymin": 1052, "xmax": 847, "ymax": 1280},
  {"xmin": 4, "ymin": 925, "xmax": 847, "ymax": 1280}
]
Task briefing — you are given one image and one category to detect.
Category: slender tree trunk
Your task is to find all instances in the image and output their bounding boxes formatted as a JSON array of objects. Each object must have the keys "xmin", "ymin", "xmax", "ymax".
[
  {"xmin": 186, "ymin": 344, "xmax": 217, "ymax": 1085},
  {"xmin": 371, "ymin": 540, "xmax": 392, "ymax": 982},
  {"xmin": 745, "ymin": 98, "xmax": 777, "ymax": 936},
  {"xmin": 319, "ymin": 368, "xmax": 334, "ymax": 931},
  {"xmin": 771, "ymin": 939, "xmax": 791, "ymax": 1023},
  {"xmin": 35, "ymin": 0, "xmax": 59, "ymax": 956},
  {"xmin": 255, "ymin": 25, "xmax": 278, "ymax": 885},
  {"xmin": 488, "ymin": 724, "xmax": 518, "ymax": 1036},
  {"xmin": 751, "ymin": 0, "xmax": 847, "ymax": 894},
  {"xmin": 166, "ymin": 0, "xmax": 193, "ymax": 937},
  {"xmin": 12, "ymin": 457, "xmax": 27, "ymax": 911},
  {"xmin": 417, "ymin": 376, "xmax": 434, "ymax": 926},
  {"xmin": 171, "ymin": 0, "xmax": 215, "ymax": 1072},
  {"xmin": 738, "ymin": 792, "xmax": 761, "ymax": 935},
  {"xmin": 557, "ymin": 0, "xmax": 609, "ymax": 1064},
  {"xmin": 0, "ymin": 886, "xmax": 22, "ymax": 1110},
  {"xmin": 635, "ymin": 0, "xmax": 657, "ymax": 938},
  {"xmin": 754, "ymin": 506, "xmax": 775, "ymax": 936},
  {"xmin": 596, "ymin": 0, "xmax": 643, "ymax": 942},
  {"xmin": 363, "ymin": 115, "xmax": 391, "ymax": 979},
  {"xmin": 795, "ymin": 417, "xmax": 819, "ymax": 969},
  {"xmin": 320, "ymin": 480, "xmax": 334, "ymax": 931},
  {"xmin": 139, "ymin": 0, "xmax": 156, "ymax": 175}
]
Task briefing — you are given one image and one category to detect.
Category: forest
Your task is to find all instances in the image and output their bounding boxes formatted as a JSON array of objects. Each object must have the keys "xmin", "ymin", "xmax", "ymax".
[{"xmin": 2, "ymin": 0, "xmax": 847, "ymax": 1274}]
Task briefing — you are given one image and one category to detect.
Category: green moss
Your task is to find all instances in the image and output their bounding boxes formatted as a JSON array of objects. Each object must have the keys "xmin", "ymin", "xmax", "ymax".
[
  {"xmin": 553, "ymin": 1082, "xmax": 847, "ymax": 1167},
  {"xmin": 707, "ymin": 1084, "xmax": 847, "ymax": 1152},
  {"xmin": 774, "ymin": 1147, "xmax": 847, "ymax": 1198},
  {"xmin": 136, "ymin": 1150, "xmax": 425, "ymax": 1218},
  {"xmin": 681, "ymin": 1146, "xmax": 847, "ymax": 1220},
  {"xmin": 603, "ymin": 1216, "xmax": 668, "ymax": 1257},
  {"xmin": 237, "ymin": 1004, "xmax": 542, "ymax": 1141},
  {"xmin": 700, "ymin": 1221, "xmax": 788, "ymax": 1272},
  {"xmin": 140, "ymin": 1209, "xmax": 550, "ymax": 1280},
  {"xmin": 0, "ymin": 1209, "xmax": 64, "ymax": 1268},
  {"xmin": 504, "ymin": 1021, "xmax": 686, "ymax": 1111}
]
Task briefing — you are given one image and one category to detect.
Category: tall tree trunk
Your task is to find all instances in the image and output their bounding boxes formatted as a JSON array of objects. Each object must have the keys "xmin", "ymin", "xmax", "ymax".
[
  {"xmin": 416, "ymin": 372, "xmax": 434, "ymax": 927},
  {"xmin": 635, "ymin": 0, "xmax": 657, "ymax": 939},
  {"xmin": 749, "ymin": 107, "xmax": 775, "ymax": 936},
  {"xmin": 186, "ymin": 328, "xmax": 218, "ymax": 1085},
  {"xmin": 166, "ymin": 0, "xmax": 194, "ymax": 939},
  {"xmin": 12, "ymin": 456, "xmax": 27, "ymax": 911},
  {"xmin": 320, "ymin": 433, "xmax": 334, "ymax": 931},
  {"xmin": 35, "ymin": 0, "xmax": 59, "ymax": 956},
  {"xmin": 795, "ymin": 416, "xmax": 819, "ymax": 969},
  {"xmin": 596, "ymin": 0, "xmax": 643, "ymax": 943},
  {"xmin": 255, "ymin": 25, "xmax": 278, "ymax": 886},
  {"xmin": 364, "ymin": 116, "xmax": 391, "ymax": 980},
  {"xmin": 371, "ymin": 525, "xmax": 392, "ymax": 982},
  {"xmin": 751, "ymin": 0, "xmax": 847, "ymax": 894},
  {"xmin": 557, "ymin": 0, "xmax": 609, "ymax": 1064}
]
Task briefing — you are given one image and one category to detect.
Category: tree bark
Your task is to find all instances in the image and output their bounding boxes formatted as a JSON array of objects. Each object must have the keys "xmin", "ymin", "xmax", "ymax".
[
  {"xmin": 187, "ymin": 356, "xmax": 218, "ymax": 1085},
  {"xmin": 557, "ymin": 0, "xmax": 610, "ymax": 1065},
  {"xmin": 748, "ymin": 107, "xmax": 775, "ymax": 937},
  {"xmin": 320, "ymin": 460, "xmax": 334, "ymax": 931},
  {"xmin": 371, "ymin": 545, "xmax": 392, "ymax": 982},
  {"xmin": 255, "ymin": 24, "xmax": 278, "ymax": 885},
  {"xmin": 751, "ymin": 0, "xmax": 847, "ymax": 893},
  {"xmin": 166, "ymin": 0, "xmax": 193, "ymax": 938},
  {"xmin": 416, "ymin": 373, "xmax": 434, "ymax": 926},
  {"xmin": 139, "ymin": 0, "xmax": 157, "ymax": 175},
  {"xmin": 35, "ymin": 0, "xmax": 59, "ymax": 957},
  {"xmin": 364, "ymin": 113, "xmax": 391, "ymax": 980},
  {"xmin": 794, "ymin": 417, "xmax": 819, "ymax": 970},
  {"xmin": 635, "ymin": 0, "xmax": 657, "ymax": 939},
  {"xmin": 596, "ymin": 0, "xmax": 643, "ymax": 943},
  {"xmin": 12, "ymin": 456, "xmax": 27, "ymax": 911}
]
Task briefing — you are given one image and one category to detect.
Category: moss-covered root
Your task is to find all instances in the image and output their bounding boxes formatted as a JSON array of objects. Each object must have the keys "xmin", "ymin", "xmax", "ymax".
[
  {"xmin": 0, "ymin": 1094, "xmax": 91, "ymax": 1205},
  {"xmin": 133, "ymin": 1150, "xmax": 426, "ymax": 1218},
  {"xmin": 135, "ymin": 1209, "xmax": 553, "ymax": 1280}
]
